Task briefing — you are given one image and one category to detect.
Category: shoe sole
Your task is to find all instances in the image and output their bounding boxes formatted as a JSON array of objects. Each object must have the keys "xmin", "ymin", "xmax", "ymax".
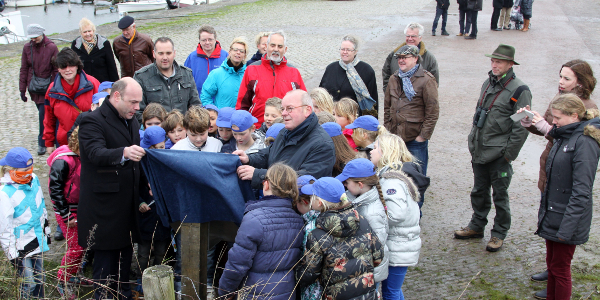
[
  {"xmin": 485, "ymin": 245, "xmax": 502, "ymax": 252},
  {"xmin": 530, "ymin": 277, "xmax": 548, "ymax": 282},
  {"xmin": 533, "ymin": 294, "xmax": 547, "ymax": 300},
  {"xmin": 454, "ymin": 233, "xmax": 484, "ymax": 239}
]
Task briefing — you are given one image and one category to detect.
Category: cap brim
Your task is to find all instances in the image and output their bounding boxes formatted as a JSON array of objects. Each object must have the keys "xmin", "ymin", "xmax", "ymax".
[
  {"xmin": 484, "ymin": 54, "xmax": 519, "ymax": 65},
  {"xmin": 0, "ymin": 157, "xmax": 6, "ymax": 166},
  {"xmin": 27, "ymin": 34, "xmax": 41, "ymax": 39},
  {"xmin": 215, "ymin": 120, "xmax": 231, "ymax": 128},
  {"xmin": 300, "ymin": 184, "xmax": 314, "ymax": 196},
  {"xmin": 140, "ymin": 140, "xmax": 151, "ymax": 149},
  {"xmin": 334, "ymin": 173, "xmax": 349, "ymax": 183},
  {"xmin": 345, "ymin": 123, "xmax": 358, "ymax": 129}
]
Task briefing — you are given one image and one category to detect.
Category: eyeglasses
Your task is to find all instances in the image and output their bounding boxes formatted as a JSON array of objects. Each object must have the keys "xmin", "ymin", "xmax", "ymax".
[
  {"xmin": 339, "ymin": 48, "xmax": 356, "ymax": 53},
  {"xmin": 405, "ymin": 35, "xmax": 420, "ymax": 39},
  {"xmin": 200, "ymin": 38, "xmax": 215, "ymax": 43},
  {"xmin": 396, "ymin": 55, "xmax": 415, "ymax": 60},
  {"xmin": 230, "ymin": 48, "xmax": 246, "ymax": 54},
  {"xmin": 280, "ymin": 105, "xmax": 307, "ymax": 113}
]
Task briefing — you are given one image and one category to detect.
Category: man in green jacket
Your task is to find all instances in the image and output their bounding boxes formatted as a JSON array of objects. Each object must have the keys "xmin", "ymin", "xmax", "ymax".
[{"xmin": 454, "ymin": 44, "xmax": 531, "ymax": 252}]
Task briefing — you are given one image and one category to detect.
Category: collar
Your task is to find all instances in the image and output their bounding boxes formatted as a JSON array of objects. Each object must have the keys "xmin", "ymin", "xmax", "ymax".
[{"xmin": 196, "ymin": 41, "xmax": 223, "ymax": 58}]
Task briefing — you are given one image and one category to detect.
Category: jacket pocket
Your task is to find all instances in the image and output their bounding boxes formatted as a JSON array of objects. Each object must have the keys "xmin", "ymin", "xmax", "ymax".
[
  {"xmin": 405, "ymin": 117, "xmax": 424, "ymax": 140},
  {"xmin": 146, "ymin": 85, "xmax": 164, "ymax": 103},
  {"xmin": 483, "ymin": 113, "xmax": 512, "ymax": 146},
  {"xmin": 93, "ymin": 182, "xmax": 120, "ymax": 193},
  {"xmin": 543, "ymin": 202, "xmax": 566, "ymax": 233},
  {"xmin": 177, "ymin": 81, "xmax": 193, "ymax": 103}
]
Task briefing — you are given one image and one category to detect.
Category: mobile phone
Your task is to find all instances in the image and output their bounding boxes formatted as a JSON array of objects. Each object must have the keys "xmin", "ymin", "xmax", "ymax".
[{"xmin": 510, "ymin": 110, "xmax": 534, "ymax": 122}]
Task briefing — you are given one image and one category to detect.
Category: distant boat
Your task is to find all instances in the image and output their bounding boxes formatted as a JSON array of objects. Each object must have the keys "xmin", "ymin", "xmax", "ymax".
[
  {"xmin": 0, "ymin": 10, "xmax": 26, "ymax": 44},
  {"xmin": 11, "ymin": 0, "xmax": 55, "ymax": 7},
  {"xmin": 117, "ymin": 0, "xmax": 166, "ymax": 15}
]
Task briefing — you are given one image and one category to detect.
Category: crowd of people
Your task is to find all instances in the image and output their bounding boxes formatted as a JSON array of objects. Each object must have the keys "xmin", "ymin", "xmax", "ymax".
[{"xmin": 1, "ymin": 10, "xmax": 597, "ymax": 300}]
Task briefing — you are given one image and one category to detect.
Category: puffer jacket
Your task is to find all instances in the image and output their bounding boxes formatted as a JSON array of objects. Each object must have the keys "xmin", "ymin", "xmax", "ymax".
[
  {"xmin": 382, "ymin": 41, "xmax": 439, "ymax": 91},
  {"xmin": 71, "ymin": 34, "xmax": 119, "ymax": 83},
  {"xmin": 535, "ymin": 118, "xmax": 600, "ymax": 245},
  {"xmin": 378, "ymin": 167, "xmax": 421, "ymax": 266},
  {"xmin": 184, "ymin": 41, "xmax": 228, "ymax": 96},
  {"xmin": 47, "ymin": 145, "xmax": 80, "ymax": 224},
  {"xmin": 236, "ymin": 55, "xmax": 306, "ymax": 127},
  {"xmin": 296, "ymin": 205, "xmax": 383, "ymax": 300},
  {"xmin": 112, "ymin": 31, "xmax": 154, "ymax": 78},
  {"xmin": 515, "ymin": 0, "xmax": 533, "ymax": 16},
  {"xmin": 44, "ymin": 71, "xmax": 99, "ymax": 147},
  {"xmin": 200, "ymin": 59, "xmax": 246, "ymax": 108},
  {"xmin": 0, "ymin": 174, "xmax": 51, "ymax": 260},
  {"xmin": 218, "ymin": 195, "xmax": 304, "ymax": 300},
  {"xmin": 19, "ymin": 35, "xmax": 58, "ymax": 104},
  {"xmin": 346, "ymin": 187, "xmax": 389, "ymax": 282}
]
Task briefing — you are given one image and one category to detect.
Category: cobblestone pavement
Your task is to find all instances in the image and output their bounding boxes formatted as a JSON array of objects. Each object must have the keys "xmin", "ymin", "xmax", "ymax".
[{"xmin": 1, "ymin": 0, "xmax": 600, "ymax": 298}]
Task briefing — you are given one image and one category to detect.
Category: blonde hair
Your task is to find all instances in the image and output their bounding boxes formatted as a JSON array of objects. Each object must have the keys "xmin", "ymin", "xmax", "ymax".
[
  {"xmin": 310, "ymin": 194, "xmax": 350, "ymax": 213},
  {"xmin": 265, "ymin": 97, "xmax": 282, "ymax": 111},
  {"xmin": 352, "ymin": 126, "xmax": 388, "ymax": 146},
  {"xmin": 68, "ymin": 126, "xmax": 80, "ymax": 154},
  {"xmin": 551, "ymin": 93, "xmax": 599, "ymax": 121},
  {"xmin": 183, "ymin": 106, "xmax": 210, "ymax": 133},
  {"xmin": 334, "ymin": 98, "xmax": 358, "ymax": 123},
  {"xmin": 1, "ymin": 165, "xmax": 16, "ymax": 175},
  {"xmin": 79, "ymin": 17, "xmax": 96, "ymax": 33},
  {"xmin": 375, "ymin": 134, "xmax": 414, "ymax": 169},
  {"xmin": 317, "ymin": 111, "xmax": 336, "ymax": 124},
  {"xmin": 310, "ymin": 87, "xmax": 334, "ymax": 114},
  {"xmin": 266, "ymin": 163, "xmax": 298, "ymax": 202},
  {"xmin": 230, "ymin": 36, "xmax": 249, "ymax": 63},
  {"xmin": 162, "ymin": 109, "xmax": 184, "ymax": 133},
  {"xmin": 254, "ymin": 32, "xmax": 271, "ymax": 47}
]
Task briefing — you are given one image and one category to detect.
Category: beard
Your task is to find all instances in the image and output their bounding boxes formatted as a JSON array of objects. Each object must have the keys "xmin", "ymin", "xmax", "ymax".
[{"xmin": 269, "ymin": 52, "xmax": 282, "ymax": 63}]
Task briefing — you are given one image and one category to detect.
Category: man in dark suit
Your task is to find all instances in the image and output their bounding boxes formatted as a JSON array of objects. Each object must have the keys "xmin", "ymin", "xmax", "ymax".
[{"xmin": 78, "ymin": 77, "xmax": 146, "ymax": 300}]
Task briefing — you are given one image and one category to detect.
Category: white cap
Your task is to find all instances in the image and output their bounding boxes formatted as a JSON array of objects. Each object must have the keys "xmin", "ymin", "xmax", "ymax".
[{"xmin": 26, "ymin": 24, "xmax": 45, "ymax": 39}]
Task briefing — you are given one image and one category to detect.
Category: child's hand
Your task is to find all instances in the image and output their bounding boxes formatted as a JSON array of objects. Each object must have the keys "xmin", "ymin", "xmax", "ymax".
[
  {"xmin": 139, "ymin": 202, "xmax": 151, "ymax": 213},
  {"xmin": 67, "ymin": 218, "xmax": 77, "ymax": 228}
]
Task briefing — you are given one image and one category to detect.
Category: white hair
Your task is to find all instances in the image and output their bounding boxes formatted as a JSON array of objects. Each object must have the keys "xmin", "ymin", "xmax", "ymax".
[
  {"xmin": 404, "ymin": 22, "xmax": 424, "ymax": 36},
  {"xmin": 267, "ymin": 30, "xmax": 287, "ymax": 47},
  {"xmin": 341, "ymin": 35, "xmax": 359, "ymax": 52}
]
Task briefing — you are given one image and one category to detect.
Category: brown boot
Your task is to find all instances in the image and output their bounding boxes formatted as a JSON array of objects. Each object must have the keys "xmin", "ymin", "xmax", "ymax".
[
  {"xmin": 521, "ymin": 19, "xmax": 530, "ymax": 32},
  {"xmin": 486, "ymin": 236, "xmax": 504, "ymax": 252},
  {"xmin": 454, "ymin": 227, "xmax": 484, "ymax": 239}
]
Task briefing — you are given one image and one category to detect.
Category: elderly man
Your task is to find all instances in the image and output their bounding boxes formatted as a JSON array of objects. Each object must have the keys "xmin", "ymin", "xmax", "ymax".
[
  {"xmin": 237, "ymin": 30, "xmax": 306, "ymax": 127},
  {"xmin": 235, "ymin": 89, "xmax": 334, "ymax": 188},
  {"xmin": 78, "ymin": 78, "xmax": 146, "ymax": 299},
  {"xmin": 134, "ymin": 37, "xmax": 201, "ymax": 123},
  {"xmin": 246, "ymin": 32, "xmax": 270, "ymax": 66},
  {"xmin": 382, "ymin": 22, "xmax": 439, "ymax": 92},
  {"xmin": 454, "ymin": 44, "xmax": 531, "ymax": 252},
  {"xmin": 184, "ymin": 25, "xmax": 228, "ymax": 97},
  {"xmin": 112, "ymin": 16, "xmax": 154, "ymax": 78}
]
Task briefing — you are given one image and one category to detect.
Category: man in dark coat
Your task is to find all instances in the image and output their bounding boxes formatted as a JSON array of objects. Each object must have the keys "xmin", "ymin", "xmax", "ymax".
[
  {"xmin": 78, "ymin": 77, "xmax": 146, "ymax": 300},
  {"xmin": 235, "ymin": 89, "xmax": 335, "ymax": 188},
  {"xmin": 464, "ymin": 0, "xmax": 483, "ymax": 39},
  {"xmin": 112, "ymin": 16, "xmax": 154, "ymax": 78}
]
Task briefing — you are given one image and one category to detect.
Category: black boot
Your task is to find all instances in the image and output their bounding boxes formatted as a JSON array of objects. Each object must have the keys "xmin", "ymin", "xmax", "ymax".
[
  {"xmin": 531, "ymin": 270, "xmax": 548, "ymax": 282},
  {"xmin": 534, "ymin": 288, "xmax": 547, "ymax": 299},
  {"xmin": 441, "ymin": 30, "xmax": 450, "ymax": 36}
]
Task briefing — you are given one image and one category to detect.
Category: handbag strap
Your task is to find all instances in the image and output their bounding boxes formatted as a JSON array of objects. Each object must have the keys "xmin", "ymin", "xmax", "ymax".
[{"xmin": 30, "ymin": 43, "xmax": 36, "ymax": 77}]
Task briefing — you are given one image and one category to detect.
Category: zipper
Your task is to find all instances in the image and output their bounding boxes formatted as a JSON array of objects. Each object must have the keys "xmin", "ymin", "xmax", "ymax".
[{"xmin": 66, "ymin": 182, "xmax": 73, "ymax": 199}]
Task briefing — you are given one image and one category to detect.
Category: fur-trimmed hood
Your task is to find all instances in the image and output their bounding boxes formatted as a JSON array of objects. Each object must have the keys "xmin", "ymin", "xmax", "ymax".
[{"xmin": 584, "ymin": 121, "xmax": 600, "ymax": 146}]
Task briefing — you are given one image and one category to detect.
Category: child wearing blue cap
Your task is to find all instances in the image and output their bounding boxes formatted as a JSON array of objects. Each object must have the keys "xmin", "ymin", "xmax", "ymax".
[
  {"xmin": 347, "ymin": 115, "xmax": 389, "ymax": 160},
  {"xmin": 321, "ymin": 122, "xmax": 357, "ymax": 177},
  {"xmin": 98, "ymin": 81, "xmax": 113, "ymax": 93},
  {"xmin": 140, "ymin": 126, "xmax": 167, "ymax": 149},
  {"xmin": 255, "ymin": 97, "xmax": 282, "ymax": 141},
  {"xmin": 369, "ymin": 134, "xmax": 422, "ymax": 300},
  {"xmin": 172, "ymin": 106, "xmax": 222, "ymax": 152},
  {"xmin": 296, "ymin": 177, "xmax": 384, "ymax": 300},
  {"xmin": 215, "ymin": 107, "xmax": 236, "ymax": 151},
  {"xmin": 218, "ymin": 163, "xmax": 304, "ymax": 299},
  {"xmin": 264, "ymin": 122, "xmax": 285, "ymax": 147},
  {"xmin": 336, "ymin": 158, "xmax": 390, "ymax": 284},
  {"xmin": 0, "ymin": 147, "xmax": 51, "ymax": 298},
  {"xmin": 222, "ymin": 110, "xmax": 265, "ymax": 154},
  {"xmin": 162, "ymin": 110, "xmax": 186, "ymax": 149}
]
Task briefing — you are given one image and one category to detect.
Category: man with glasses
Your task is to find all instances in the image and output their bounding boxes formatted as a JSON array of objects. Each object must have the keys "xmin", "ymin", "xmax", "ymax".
[
  {"xmin": 134, "ymin": 37, "xmax": 200, "ymax": 123},
  {"xmin": 234, "ymin": 89, "xmax": 335, "ymax": 188},
  {"xmin": 382, "ymin": 22, "xmax": 439, "ymax": 92},
  {"xmin": 113, "ymin": 16, "xmax": 154, "ymax": 78},
  {"xmin": 184, "ymin": 25, "xmax": 228, "ymax": 97},
  {"xmin": 237, "ymin": 30, "xmax": 306, "ymax": 128}
]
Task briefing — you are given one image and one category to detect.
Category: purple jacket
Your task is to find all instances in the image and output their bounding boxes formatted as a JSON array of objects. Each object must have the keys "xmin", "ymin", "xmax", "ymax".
[
  {"xmin": 218, "ymin": 195, "xmax": 304, "ymax": 300},
  {"xmin": 19, "ymin": 35, "xmax": 58, "ymax": 104}
]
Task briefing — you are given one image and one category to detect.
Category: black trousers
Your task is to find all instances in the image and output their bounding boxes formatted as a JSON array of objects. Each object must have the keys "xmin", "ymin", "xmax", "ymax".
[
  {"xmin": 466, "ymin": 10, "xmax": 479, "ymax": 37},
  {"xmin": 93, "ymin": 246, "xmax": 133, "ymax": 300},
  {"xmin": 491, "ymin": 7, "xmax": 501, "ymax": 29}
]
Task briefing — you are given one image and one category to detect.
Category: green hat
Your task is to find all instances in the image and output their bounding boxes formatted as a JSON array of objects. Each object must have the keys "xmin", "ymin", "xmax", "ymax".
[{"xmin": 485, "ymin": 44, "xmax": 519, "ymax": 65}]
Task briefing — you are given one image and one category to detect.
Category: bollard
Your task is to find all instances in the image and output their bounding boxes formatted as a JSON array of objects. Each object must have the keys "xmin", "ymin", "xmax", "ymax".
[{"xmin": 142, "ymin": 265, "xmax": 176, "ymax": 300}]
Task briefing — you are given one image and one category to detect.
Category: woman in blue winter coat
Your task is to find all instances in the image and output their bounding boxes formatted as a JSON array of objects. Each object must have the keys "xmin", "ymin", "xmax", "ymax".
[
  {"xmin": 201, "ymin": 37, "xmax": 248, "ymax": 108},
  {"xmin": 218, "ymin": 163, "xmax": 304, "ymax": 300}
]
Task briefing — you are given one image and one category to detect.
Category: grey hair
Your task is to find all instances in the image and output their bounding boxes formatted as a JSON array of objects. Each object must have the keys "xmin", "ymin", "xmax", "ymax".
[
  {"xmin": 341, "ymin": 35, "xmax": 359, "ymax": 51},
  {"xmin": 404, "ymin": 22, "xmax": 424, "ymax": 36},
  {"xmin": 267, "ymin": 30, "xmax": 287, "ymax": 47},
  {"xmin": 300, "ymin": 90, "xmax": 314, "ymax": 109}
]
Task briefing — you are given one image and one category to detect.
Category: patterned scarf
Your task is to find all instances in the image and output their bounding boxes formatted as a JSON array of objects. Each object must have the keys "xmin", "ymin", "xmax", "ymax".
[
  {"xmin": 83, "ymin": 34, "xmax": 97, "ymax": 54},
  {"xmin": 339, "ymin": 57, "xmax": 376, "ymax": 111},
  {"xmin": 397, "ymin": 63, "xmax": 420, "ymax": 101}
]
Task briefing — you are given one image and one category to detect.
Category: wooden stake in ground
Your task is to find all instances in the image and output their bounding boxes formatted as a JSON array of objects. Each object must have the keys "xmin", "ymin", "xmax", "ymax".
[{"xmin": 142, "ymin": 265, "xmax": 176, "ymax": 300}]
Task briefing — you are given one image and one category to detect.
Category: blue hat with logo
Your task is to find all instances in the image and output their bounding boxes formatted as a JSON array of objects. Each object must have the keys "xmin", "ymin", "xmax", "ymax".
[
  {"xmin": 297, "ymin": 175, "xmax": 316, "ymax": 195},
  {"xmin": 266, "ymin": 123, "xmax": 285, "ymax": 139},
  {"xmin": 301, "ymin": 177, "xmax": 346, "ymax": 203},
  {"xmin": 92, "ymin": 92, "xmax": 109, "ymax": 105},
  {"xmin": 346, "ymin": 115, "xmax": 379, "ymax": 131},
  {"xmin": 0, "ymin": 147, "xmax": 33, "ymax": 168},
  {"xmin": 216, "ymin": 107, "xmax": 235, "ymax": 128},
  {"xmin": 321, "ymin": 122, "xmax": 342, "ymax": 137},
  {"xmin": 203, "ymin": 104, "xmax": 219, "ymax": 112},
  {"xmin": 230, "ymin": 110, "xmax": 258, "ymax": 132},
  {"xmin": 140, "ymin": 126, "xmax": 166, "ymax": 148},
  {"xmin": 335, "ymin": 158, "xmax": 376, "ymax": 182},
  {"xmin": 98, "ymin": 81, "xmax": 113, "ymax": 92}
]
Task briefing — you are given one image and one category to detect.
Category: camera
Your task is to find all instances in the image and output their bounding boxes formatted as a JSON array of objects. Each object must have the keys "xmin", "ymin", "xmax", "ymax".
[{"xmin": 473, "ymin": 107, "xmax": 489, "ymax": 128}]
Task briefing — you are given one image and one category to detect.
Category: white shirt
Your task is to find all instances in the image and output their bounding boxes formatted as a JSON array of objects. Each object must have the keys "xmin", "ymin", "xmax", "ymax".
[{"xmin": 171, "ymin": 136, "xmax": 223, "ymax": 152}]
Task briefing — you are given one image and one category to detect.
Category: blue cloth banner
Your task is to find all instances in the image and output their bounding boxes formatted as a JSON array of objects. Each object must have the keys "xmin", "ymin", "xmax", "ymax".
[{"xmin": 141, "ymin": 149, "xmax": 254, "ymax": 227}]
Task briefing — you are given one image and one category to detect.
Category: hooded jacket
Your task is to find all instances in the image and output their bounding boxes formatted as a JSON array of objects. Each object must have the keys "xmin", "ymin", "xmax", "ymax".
[
  {"xmin": 236, "ymin": 55, "xmax": 306, "ymax": 127},
  {"xmin": 184, "ymin": 41, "xmax": 228, "ymax": 96},
  {"xmin": 346, "ymin": 187, "xmax": 389, "ymax": 282},
  {"xmin": 44, "ymin": 71, "xmax": 100, "ymax": 147},
  {"xmin": 200, "ymin": 59, "xmax": 246, "ymax": 108},
  {"xmin": 218, "ymin": 196, "xmax": 304, "ymax": 300},
  {"xmin": 19, "ymin": 35, "xmax": 58, "ymax": 104},
  {"xmin": 71, "ymin": 34, "xmax": 119, "ymax": 83},
  {"xmin": 382, "ymin": 41, "xmax": 439, "ymax": 91},
  {"xmin": 112, "ymin": 31, "xmax": 154, "ymax": 78},
  {"xmin": 296, "ymin": 205, "xmax": 383, "ymax": 300},
  {"xmin": 536, "ymin": 118, "xmax": 600, "ymax": 245},
  {"xmin": 47, "ymin": 145, "xmax": 80, "ymax": 224}
]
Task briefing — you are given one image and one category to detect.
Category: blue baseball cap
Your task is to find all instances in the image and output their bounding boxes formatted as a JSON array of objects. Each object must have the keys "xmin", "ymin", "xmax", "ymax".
[
  {"xmin": 216, "ymin": 107, "xmax": 235, "ymax": 128},
  {"xmin": 321, "ymin": 122, "xmax": 342, "ymax": 137},
  {"xmin": 297, "ymin": 175, "xmax": 316, "ymax": 195},
  {"xmin": 266, "ymin": 123, "xmax": 285, "ymax": 139},
  {"xmin": 301, "ymin": 177, "xmax": 345, "ymax": 203},
  {"xmin": 0, "ymin": 147, "xmax": 33, "ymax": 168},
  {"xmin": 92, "ymin": 92, "xmax": 109, "ymax": 105},
  {"xmin": 346, "ymin": 115, "xmax": 379, "ymax": 131},
  {"xmin": 230, "ymin": 110, "xmax": 258, "ymax": 132},
  {"xmin": 98, "ymin": 81, "xmax": 113, "ymax": 92},
  {"xmin": 140, "ymin": 126, "xmax": 166, "ymax": 148},
  {"xmin": 203, "ymin": 104, "xmax": 219, "ymax": 112},
  {"xmin": 335, "ymin": 158, "xmax": 376, "ymax": 182}
]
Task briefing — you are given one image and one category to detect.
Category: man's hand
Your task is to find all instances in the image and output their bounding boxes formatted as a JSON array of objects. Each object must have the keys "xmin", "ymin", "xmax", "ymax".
[
  {"xmin": 139, "ymin": 202, "xmax": 151, "ymax": 213},
  {"xmin": 67, "ymin": 218, "xmax": 77, "ymax": 228},
  {"xmin": 237, "ymin": 165, "xmax": 255, "ymax": 181},
  {"xmin": 20, "ymin": 91, "xmax": 27, "ymax": 102},
  {"xmin": 415, "ymin": 136, "xmax": 427, "ymax": 143},
  {"xmin": 47, "ymin": 146, "xmax": 55, "ymax": 155},
  {"xmin": 124, "ymin": 145, "xmax": 146, "ymax": 161},
  {"xmin": 232, "ymin": 150, "xmax": 249, "ymax": 164}
]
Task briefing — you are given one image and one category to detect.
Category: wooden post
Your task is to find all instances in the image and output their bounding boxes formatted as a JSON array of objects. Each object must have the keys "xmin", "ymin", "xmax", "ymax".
[
  {"xmin": 181, "ymin": 223, "xmax": 208, "ymax": 300},
  {"xmin": 142, "ymin": 265, "xmax": 176, "ymax": 300},
  {"xmin": 68, "ymin": 0, "xmax": 71, "ymax": 12}
]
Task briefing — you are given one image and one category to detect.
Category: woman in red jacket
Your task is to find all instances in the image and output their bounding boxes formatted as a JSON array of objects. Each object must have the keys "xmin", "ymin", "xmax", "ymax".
[{"xmin": 44, "ymin": 48, "xmax": 99, "ymax": 154}]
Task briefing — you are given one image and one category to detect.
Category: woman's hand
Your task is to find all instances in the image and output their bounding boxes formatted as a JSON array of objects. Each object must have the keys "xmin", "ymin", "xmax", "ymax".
[{"xmin": 531, "ymin": 110, "xmax": 544, "ymax": 125}]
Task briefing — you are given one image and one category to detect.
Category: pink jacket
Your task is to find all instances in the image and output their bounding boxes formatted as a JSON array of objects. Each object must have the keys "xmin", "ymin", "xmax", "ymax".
[{"xmin": 47, "ymin": 145, "xmax": 81, "ymax": 222}]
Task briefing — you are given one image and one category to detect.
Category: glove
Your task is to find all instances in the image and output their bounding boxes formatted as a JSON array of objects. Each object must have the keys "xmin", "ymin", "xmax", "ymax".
[{"xmin": 20, "ymin": 91, "xmax": 27, "ymax": 102}]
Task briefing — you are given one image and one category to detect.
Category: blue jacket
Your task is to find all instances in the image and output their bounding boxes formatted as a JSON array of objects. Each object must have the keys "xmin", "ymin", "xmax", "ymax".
[
  {"xmin": 184, "ymin": 42, "xmax": 228, "ymax": 97},
  {"xmin": 200, "ymin": 59, "xmax": 246, "ymax": 108},
  {"xmin": 218, "ymin": 195, "xmax": 304, "ymax": 300}
]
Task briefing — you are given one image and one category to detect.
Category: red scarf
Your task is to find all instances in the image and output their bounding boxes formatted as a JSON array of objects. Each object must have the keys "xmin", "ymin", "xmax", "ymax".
[
  {"xmin": 9, "ymin": 168, "xmax": 33, "ymax": 184},
  {"xmin": 196, "ymin": 41, "xmax": 223, "ymax": 58},
  {"xmin": 61, "ymin": 73, "xmax": 81, "ymax": 99}
]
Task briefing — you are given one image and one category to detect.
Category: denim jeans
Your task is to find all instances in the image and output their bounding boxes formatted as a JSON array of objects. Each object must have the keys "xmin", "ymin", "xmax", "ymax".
[
  {"xmin": 382, "ymin": 266, "xmax": 408, "ymax": 300},
  {"xmin": 405, "ymin": 139, "xmax": 429, "ymax": 176},
  {"xmin": 466, "ymin": 10, "xmax": 479, "ymax": 37},
  {"xmin": 35, "ymin": 103, "xmax": 45, "ymax": 148},
  {"xmin": 18, "ymin": 255, "xmax": 45, "ymax": 299},
  {"xmin": 432, "ymin": 8, "xmax": 448, "ymax": 32}
]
